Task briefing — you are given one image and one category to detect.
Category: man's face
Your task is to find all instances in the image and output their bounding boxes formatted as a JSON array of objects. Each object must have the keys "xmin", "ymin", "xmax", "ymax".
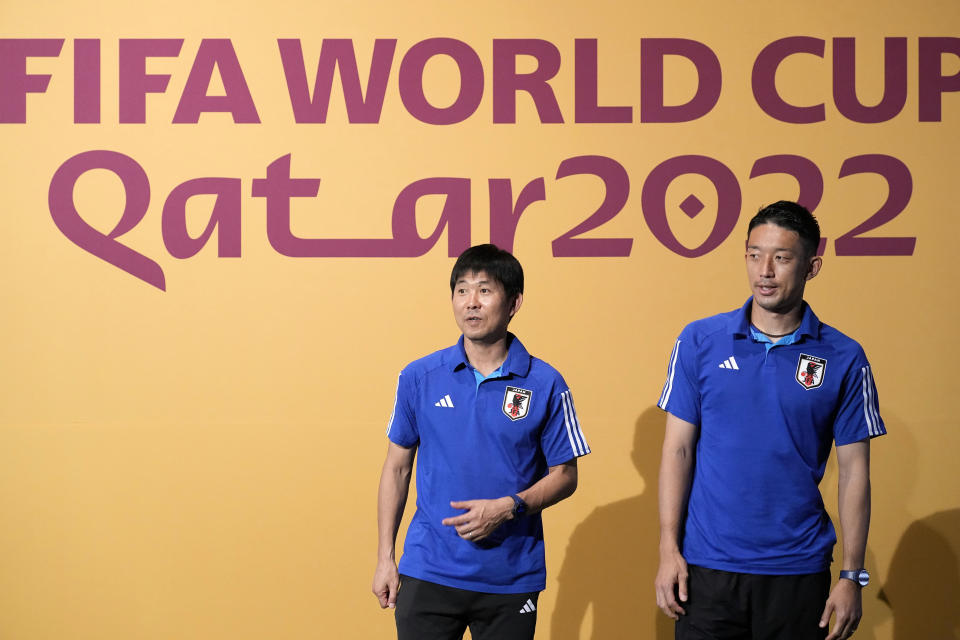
[
  {"xmin": 745, "ymin": 223, "xmax": 821, "ymax": 315},
  {"xmin": 452, "ymin": 270, "xmax": 522, "ymax": 344}
]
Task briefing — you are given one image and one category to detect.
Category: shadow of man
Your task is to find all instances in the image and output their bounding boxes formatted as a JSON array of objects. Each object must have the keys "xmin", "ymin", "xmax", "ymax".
[
  {"xmin": 551, "ymin": 406, "xmax": 672, "ymax": 639},
  {"xmin": 880, "ymin": 508, "xmax": 960, "ymax": 639}
]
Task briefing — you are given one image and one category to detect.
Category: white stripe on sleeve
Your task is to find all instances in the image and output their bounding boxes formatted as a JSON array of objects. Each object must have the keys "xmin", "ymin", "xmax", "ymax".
[
  {"xmin": 561, "ymin": 390, "xmax": 590, "ymax": 457},
  {"xmin": 861, "ymin": 366, "xmax": 884, "ymax": 436},
  {"xmin": 385, "ymin": 372, "xmax": 401, "ymax": 436},
  {"xmin": 658, "ymin": 339, "xmax": 681, "ymax": 409}
]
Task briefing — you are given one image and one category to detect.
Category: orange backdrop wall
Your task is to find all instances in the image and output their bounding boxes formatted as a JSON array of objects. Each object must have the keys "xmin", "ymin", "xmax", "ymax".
[{"xmin": 2, "ymin": 1, "xmax": 958, "ymax": 638}]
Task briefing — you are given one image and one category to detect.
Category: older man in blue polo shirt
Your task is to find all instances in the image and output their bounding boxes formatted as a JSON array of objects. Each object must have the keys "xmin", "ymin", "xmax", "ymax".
[
  {"xmin": 655, "ymin": 201, "xmax": 885, "ymax": 640},
  {"xmin": 373, "ymin": 244, "xmax": 589, "ymax": 640}
]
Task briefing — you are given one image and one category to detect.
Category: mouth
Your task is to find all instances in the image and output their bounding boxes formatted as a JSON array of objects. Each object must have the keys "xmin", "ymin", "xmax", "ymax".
[{"xmin": 755, "ymin": 284, "xmax": 778, "ymax": 296}]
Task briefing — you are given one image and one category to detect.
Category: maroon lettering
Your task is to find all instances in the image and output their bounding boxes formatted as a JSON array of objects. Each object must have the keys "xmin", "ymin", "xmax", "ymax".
[
  {"xmin": 835, "ymin": 155, "xmax": 915, "ymax": 255},
  {"xmin": 172, "ymin": 39, "xmax": 260, "ymax": 123},
  {"xmin": 391, "ymin": 178, "xmax": 472, "ymax": 256},
  {"xmin": 48, "ymin": 150, "xmax": 164, "ymax": 290},
  {"xmin": 575, "ymin": 39, "xmax": 632, "ymax": 123},
  {"xmin": 398, "ymin": 38, "xmax": 483, "ymax": 125},
  {"xmin": 833, "ymin": 37, "xmax": 907, "ymax": 123},
  {"xmin": 0, "ymin": 38, "xmax": 64, "ymax": 123},
  {"xmin": 641, "ymin": 155, "xmax": 740, "ymax": 257},
  {"xmin": 919, "ymin": 37, "xmax": 960, "ymax": 122},
  {"xmin": 119, "ymin": 38, "xmax": 183, "ymax": 123},
  {"xmin": 251, "ymin": 155, "xmax": 472, "ymax": 256},
  {"xmin": 74, "ymin": 39, "xmax": 100, "ymax": 123},
  {"xmin": 552, "ymin": 155, "xmax": 631, "ymax": 257},
  {"xmin": 489, "ymin": 177, "xmax": 546, "ymax": 252},
  {"xmin": 162, "ymin": 178, "xmax": 242, "ymax": 258},
  {"xmin": 278, "ymin": 38, "xmax": 396, "ymax": 123},
  {"xmin": 641, "ymin": 38, "xmax": 721, "ymax": 122},
  {"xmin": 492, "ymin": 39, "xmax": 563, "ymax": 124},
  {"xmin": 752, "ymin": 36, "xmax": 825, "ymax": 123}
]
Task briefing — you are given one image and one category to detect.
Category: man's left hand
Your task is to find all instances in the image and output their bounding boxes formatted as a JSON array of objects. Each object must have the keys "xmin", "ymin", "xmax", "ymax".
[
  {"xmin": 819, "ymin": 579, "xmax": 862, "ymax": 640},
  {"xmin": 441, "ymin": 497, "xmax": 515, "ymax": 541}
]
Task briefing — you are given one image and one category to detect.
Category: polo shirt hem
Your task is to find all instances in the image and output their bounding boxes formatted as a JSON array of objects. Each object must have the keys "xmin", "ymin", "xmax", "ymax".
[
  {"xmin": 387, "ymin": 433, "xmax": 417, "ymax": 449},
  {"xmin": 659, "ymin": 406, "xmax": 698, "ymax": 427},
  {"xmin": 835, "ymin": 433, "xmax": 881, "ymax": 447},
  {"xmin": 400, "ymin": 567, "xmax": 545, "ymax": 595},
  {"xmin": 689, "ymin": 559, "xmax": 831, "ymax": 576}
]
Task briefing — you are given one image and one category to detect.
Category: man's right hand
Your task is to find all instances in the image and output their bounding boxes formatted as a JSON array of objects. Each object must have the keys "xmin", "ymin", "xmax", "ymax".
[
  {"xmin": 655, "ymin": 548, "xmax": 689, "ymax": 620},
  {"xmin": 372, "ymin": 560, "xmax": 400, "ymax": 609}
]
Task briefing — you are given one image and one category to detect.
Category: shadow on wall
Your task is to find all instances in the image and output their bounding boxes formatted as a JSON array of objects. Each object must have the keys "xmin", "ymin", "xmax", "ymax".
[
  {"xmin": 551, "ymin": 407, "xmax": 672, "ymax": 640},
  {"xmin": 880, "ymin": 509, "xmax": 960, "ymax": 639},
  {"xmin": 851, "ymin": 413, "xmax": 960, "ymax": 640},
  {"xmin": 820, "ymin": 411, "xmax": 960, "ymax": 640}
]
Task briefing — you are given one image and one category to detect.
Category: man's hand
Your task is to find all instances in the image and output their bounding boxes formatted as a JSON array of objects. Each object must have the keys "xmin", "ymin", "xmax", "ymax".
[
  {"xmin": 819, "ymin": 579, "xmax": 862, "ymax": 639},
  {"xmin": 441, "ymin": 497, "xmax": 514, "ymax": 541},
  {"xmin": 372, "ymin": 559, "xmax": 400, "ymax": 609},
  {"xmin": 655, "ymin": 548, "xmax": 689, "ymax": 620}
]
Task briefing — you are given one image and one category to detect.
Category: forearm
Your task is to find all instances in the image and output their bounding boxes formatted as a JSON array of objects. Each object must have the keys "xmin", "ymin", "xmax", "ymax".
[
  {"xmin": 836, "ymin": 441, "xmax": 871, "ymax": 570},
  {"xmin": 658, "ymin": 416, "xmax": 697, "ymax": 553},
  {"xmin": 376, "ymin": 454, "xmax": 413, "ymax": 562},
  {"xmin": 372, "ymin": 443, "xmax": 414, "ymax": 608},
  {"xmin": 516, "ymin": 460, "xmax": 578, "ymax": 514},
  {"xmin": 655, "ymin": 413, "xmax": 698, "ymax": 618}
]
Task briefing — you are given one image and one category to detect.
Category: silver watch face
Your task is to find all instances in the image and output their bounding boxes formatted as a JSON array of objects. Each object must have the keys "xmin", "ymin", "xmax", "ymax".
[{"xmin": 856, "ymin": 569, "xmax": 870, "ymax": 587}]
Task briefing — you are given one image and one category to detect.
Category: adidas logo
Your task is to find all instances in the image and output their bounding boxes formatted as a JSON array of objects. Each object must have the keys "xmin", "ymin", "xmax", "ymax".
[
  {"xmin": 519, "ymin": 598, "xmax": 536, "ymax": 614},
  {"xmin": 434, "ymin": 394, "xmax": 454, "ymax": 408},
  {"xmin": 718, "ymin": 356, "xmax": 739, "ymax": 370}
]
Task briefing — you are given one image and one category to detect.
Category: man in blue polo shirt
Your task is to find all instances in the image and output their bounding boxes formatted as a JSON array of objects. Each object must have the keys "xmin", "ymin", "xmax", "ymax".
[
  {"xmin": 654, "ymin": 201, "xmax": 885, "ymax": 640},
  {"xmin": 372, "ymin": 244, "xmax": 590, "ymax": 640}
]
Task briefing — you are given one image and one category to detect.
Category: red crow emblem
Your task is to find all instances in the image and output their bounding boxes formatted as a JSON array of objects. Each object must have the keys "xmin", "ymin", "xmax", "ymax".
[
  {"xmin": 795, "ymin": 354, "xmax": 827, "ymax": 390},
  {"xmin": 502, "ymin": 386, "xmax": 532, "ymax": 420}
]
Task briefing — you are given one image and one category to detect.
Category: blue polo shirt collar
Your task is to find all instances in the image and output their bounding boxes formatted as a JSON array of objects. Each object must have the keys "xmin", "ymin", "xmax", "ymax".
[
  {"xmin": 446, "ymin": 333, "xmax": 533, "ymax": 378},
  {"xmin": 728, "ymin": 297, "xmax": 822, "ymax": 340}
]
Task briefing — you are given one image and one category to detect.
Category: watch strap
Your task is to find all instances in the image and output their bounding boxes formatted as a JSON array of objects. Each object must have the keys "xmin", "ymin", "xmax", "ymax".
[
  {"xmin": 510, "ymin": 494, "xmax": 527, "ymax": 517},
  {"xmin": 839, "ymin": 569, "xmax": 869, "ymax": 587}
]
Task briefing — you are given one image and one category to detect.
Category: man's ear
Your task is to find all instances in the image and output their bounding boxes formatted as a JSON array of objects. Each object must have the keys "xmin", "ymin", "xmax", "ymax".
[
  {"xmin": 806, "ymin": 255, "xmax": 822, "ymax": 281},
  {"xmin": 509, "ymin": 292, "xmax": 524, "ymax": 318}
]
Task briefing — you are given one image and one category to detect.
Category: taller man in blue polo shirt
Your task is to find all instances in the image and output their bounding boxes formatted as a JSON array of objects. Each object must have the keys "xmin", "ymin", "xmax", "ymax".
[
  {"xmin": 655, "ymin": 201, "xmax": 885, "ymax": 640},
  {"xmin": 372, "ymin": 244, "xmax": 590, "ymax": 640}
]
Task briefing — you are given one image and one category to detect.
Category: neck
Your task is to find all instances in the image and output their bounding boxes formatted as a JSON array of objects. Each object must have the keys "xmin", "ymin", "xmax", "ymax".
[
  {"xmin": 464, "ymin": 333, "xmax": 510, "ymax": 376},
  {"xmin": 750, "ymin": 301, "xmax": 804, "ymax": 338}
]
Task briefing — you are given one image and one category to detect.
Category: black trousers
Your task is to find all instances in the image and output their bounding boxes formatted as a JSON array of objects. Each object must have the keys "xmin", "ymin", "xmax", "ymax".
[
  {"xmin": 676, "ymin": 565, "xmax": 831, "ymax": 640},
  {"xmin": 395, "ymin": 575, "xmax": 539, "ymax": 640}
]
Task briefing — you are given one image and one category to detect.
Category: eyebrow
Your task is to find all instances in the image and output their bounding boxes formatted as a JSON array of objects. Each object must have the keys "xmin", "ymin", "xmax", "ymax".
[{"xmin": 746, "ymin": 245, "xmax": 796, "ymax": 253}]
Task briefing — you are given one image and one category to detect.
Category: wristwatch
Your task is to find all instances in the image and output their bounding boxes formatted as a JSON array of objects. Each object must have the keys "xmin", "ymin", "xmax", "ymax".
[
  {"xmin": 839, "ymin": 569, "xmax": 870, "ymax": 587},
  {"xmin": 510, "ymin": 494, "xmax": 528, "ymax": 517}
]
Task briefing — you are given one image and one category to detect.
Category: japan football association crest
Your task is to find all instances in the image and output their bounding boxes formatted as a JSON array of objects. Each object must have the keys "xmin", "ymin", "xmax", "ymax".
[
  {"xmin": 503, "ymin": 386, "xmax": 532, "ymax": 420},
  {"xmin": 795, "ymin": 354, "xmax": 827, "ymax": 390}
]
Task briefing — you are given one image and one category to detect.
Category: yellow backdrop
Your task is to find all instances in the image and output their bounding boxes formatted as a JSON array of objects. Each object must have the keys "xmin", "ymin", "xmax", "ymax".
[{"xmin": 2, "ymin": 1, "xmax": 958, "ymax": 638}]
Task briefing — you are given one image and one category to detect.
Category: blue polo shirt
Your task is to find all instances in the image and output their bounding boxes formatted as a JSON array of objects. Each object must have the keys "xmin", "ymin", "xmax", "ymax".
[
  {"xmin": 657, "ymin": 299, "xmax": 885, "ymax": 574},
  {"xmin": 387, "ymin": 334, "xmax": 590, "ymax": 593}
]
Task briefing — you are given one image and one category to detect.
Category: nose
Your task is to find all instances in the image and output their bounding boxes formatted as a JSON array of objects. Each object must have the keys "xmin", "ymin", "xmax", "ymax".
[
  {"xmin": 465, "ymin": 290, "xmax": 480, "ymax": 308},
  {"xmin": 759, "ymin": 255, "xmax": 775, "ymax": 277}
]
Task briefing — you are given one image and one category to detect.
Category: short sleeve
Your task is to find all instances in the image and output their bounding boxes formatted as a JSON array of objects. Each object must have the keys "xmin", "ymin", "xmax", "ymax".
[
  {"xmin": 540, "ymin": 381, "xmax": 590, "ymax": 466},
  {"xmin": 657, "ymin": 327, "xmax": 701, "ymax": 426},
  {"xmin": 833, "ymin": 352, "xmax": 886, "ymax": 445},
  {"xmin": 386, "ymin": 368, "xmax": 419, "ymax": 447}
]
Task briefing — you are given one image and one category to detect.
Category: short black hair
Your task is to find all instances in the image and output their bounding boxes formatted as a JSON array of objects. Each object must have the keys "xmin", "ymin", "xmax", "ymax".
[
  {"xmin": 747, "ymin": 200, "xmax": 821, "ymax": 257},
  {"xmin": 450, "ymin": 244, "xmax": 524, "ymax": 301}
]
